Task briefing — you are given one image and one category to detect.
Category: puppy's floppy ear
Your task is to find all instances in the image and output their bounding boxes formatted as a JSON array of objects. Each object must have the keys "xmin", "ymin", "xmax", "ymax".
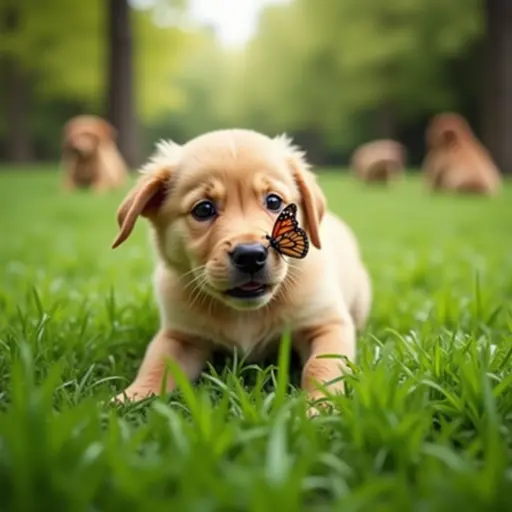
[
  {"xmin": 274, "ymin": 134, "xmax": 326, "ymax": 250},
  {"xmin": 112, "ymin": 140, "xmax": 181, "ymax": 249}
]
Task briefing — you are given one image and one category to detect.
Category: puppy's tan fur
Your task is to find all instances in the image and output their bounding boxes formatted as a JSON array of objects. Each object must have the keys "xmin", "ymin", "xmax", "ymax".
[
  {"xmin": 61, "ymin": 115, "xmax": 128, "ymax": 192},
  {"xmin": 351, "ymin": 139, "xmax": 406, "ymax": 183},
  {"xmin": 111, "ymin": 129, "xmax": 371, "ymax": 411},
  {"xmin": 422, "ymin": 112, "xmax": 501, "ymax": 195}
]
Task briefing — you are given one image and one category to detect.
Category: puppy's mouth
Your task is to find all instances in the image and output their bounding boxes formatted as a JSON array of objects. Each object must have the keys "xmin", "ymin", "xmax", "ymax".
[{"xmin": 225, "ymin": 281, "xmax": 269, "ymax": 299}]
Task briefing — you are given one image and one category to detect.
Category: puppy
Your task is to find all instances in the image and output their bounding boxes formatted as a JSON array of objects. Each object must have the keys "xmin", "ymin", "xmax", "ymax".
[
  {"xmin": 350, "ymin": 139, "xmax": 406, "ymax": 183},
  {"xmin": 61, "ymin": 115, "xmax": 128, "ymax": 192},
  {"xmin": 422, "ymin": 112, "xmax": 501, "ymax": 195},
  {"xmin": 111, "ymin": 129, "xmax": 372, "ymax": 411}
]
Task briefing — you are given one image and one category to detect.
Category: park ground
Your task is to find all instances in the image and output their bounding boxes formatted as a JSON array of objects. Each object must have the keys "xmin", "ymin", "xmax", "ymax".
[{"xmin": 0, "ymin": 168, "xmax": 511, "ymax": 511}]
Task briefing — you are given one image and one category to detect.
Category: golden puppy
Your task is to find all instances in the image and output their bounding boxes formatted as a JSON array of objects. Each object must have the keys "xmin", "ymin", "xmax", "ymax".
[
  {"xmin": 422, "ymin": 112, "xmax": 501, "ymax": 195},
  {"xmin": 111, "ymin": 129, "xmax": 372, "ymax": 411},
  {"xmin": 350, "ymin": 139, "xmax": 406, "ymax": 183},
  {"xmin": 61, "ymin": 115, "xmax": 128, "ymax": 192}
]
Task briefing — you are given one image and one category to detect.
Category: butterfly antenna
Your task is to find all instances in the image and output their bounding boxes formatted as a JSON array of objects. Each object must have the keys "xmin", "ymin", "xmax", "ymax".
[{"xmin": 256, "ymin": 226, "xmax": 271, "ymax": 240}]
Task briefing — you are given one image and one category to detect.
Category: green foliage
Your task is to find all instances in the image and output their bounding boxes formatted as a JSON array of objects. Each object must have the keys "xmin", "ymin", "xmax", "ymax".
[
  {"xmin": 0, "ymin": 0, "xmax": 190, "ymax": 120},
  {"xmin": 0, "ymin": 0, "xmax": 488, "ymax": 162},
  {"xmin": 329, "ymin": 0, "xmax": 484, "ymax": 112},
  {"xmin": 133, "ymin": 5, "xmax": 192, "ymax": 120},
  {"xmin": 0, "ymin": 170, "xmax": 511, "ymax": 509},
  {"xmin": 1, "ymin": 0, "xmax": 103, "ymax": 104},
  {"xmin": 153, "ymin": 30, "xmax": 234, "ymax": 139},
  {"xmin": 215, "ymin": 0, "xmax": 484, "ymax": 151}
]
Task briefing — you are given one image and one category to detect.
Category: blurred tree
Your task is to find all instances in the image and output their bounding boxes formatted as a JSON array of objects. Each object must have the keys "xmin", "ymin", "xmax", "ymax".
[
  {"xmin": 0, "ymin": 0, "xmax": 34, "ymax": 162},
  {"xmin": 170, "ymin": 29, "xmax": 237, "ymax": 138},
  {"xmin": 142, "ymin": 26, "xmax": 239, "ymax": 152},
  {"xmin": 0, "ymin": 0, "xmax": 189, "ymax": 163},
  {"xmin": 220, "ymin": 0, "xmax": 484, "ymax": 163},
  {"xmin": 0, "ymin": 0, "xmax": 104, "ymax": 163},
  {"xmin": 1, "ymin": 0, "xmax": 500, "ymax": 168},
  {"xmin": 482, "ymin": 0, "xmax": 512, "ymax": 174},
  {"xmin": 107, "ymin": 0, "xmax": 137, "ymax": 167}
]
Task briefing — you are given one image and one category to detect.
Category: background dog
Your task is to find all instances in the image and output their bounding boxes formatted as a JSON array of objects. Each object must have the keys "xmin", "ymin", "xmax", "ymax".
[
  {"xmin": 111, "ymin": 129, "xmax": 372, "ymax": 413},
  {"xmin": 422, "ymin": 112, "xmax": 502, "ymax": 195},
  {"xmin": 61, "ymin": 115, "xmax": 128, "ymax": 193},
  {"xmin": 350, "ymin": 139, "xmax": 406, "ymax": 184}
]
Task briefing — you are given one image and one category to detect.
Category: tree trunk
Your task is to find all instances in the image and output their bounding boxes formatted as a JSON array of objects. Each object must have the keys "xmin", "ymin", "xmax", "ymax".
[
  {"xmin": 106, "ymin": 0, "xmax": 138, "ymax": 169},
  {"xmin": 1, "ymin": 3, "xmax": 33, "ymax": 163},
  {"xmin": 482, "ymin": 0, "xmax": 512, "ymax": 174},
  {"xmin": 376, "ymin": 99, "xmax": 397, "ymax": 140}
]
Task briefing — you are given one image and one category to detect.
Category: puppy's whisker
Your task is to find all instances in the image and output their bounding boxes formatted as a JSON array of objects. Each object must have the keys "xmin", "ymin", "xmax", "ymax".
[
  {"xmin": 181, "ymin": 268, "xmax": 209, "ymax": 293},
  {"xmin": 290, "ymin": 268, "xmax": 304, "ymax": 283},
  {"xmin": 182, "ymin": 276, "xmax": 204, "ymax": 293},
  {"xmin": 278, "ymin": 274, "xmax": 300, "ymax": 300},
  {"xmin": 198, "ymin": 289, "xmax": 212, "ymax": 312},
  {"xmin": 285, "ymin": 279, "xmax": 300, "ymax": 295},
  {"xmin": 285, "ymin": 271, "xmax": 300, "ymax": 285},
  {"xmin": 183, "ymin": 271, "xmax": 209, "ymax": 311},
  {"xmin": 282, "ymin": 277, "xmax": 297, "ymax": 292},
  {"xmin": 188, "ymin": 280, "xmax": 208, "ymax": 311},
  {"xmin": 287, "ymin": 262, "xmax": 304, "ymax": 275},
  {"xmin": 179, "ymin": 265, "xmax": 207, "ymax": 284},
  {"xmin": 255, "ymin": 226, "xmax": 272, "ymax": 241},
  {"xmin": 182, "ymin": 278, "xmax": 202, "ymax": 295}
]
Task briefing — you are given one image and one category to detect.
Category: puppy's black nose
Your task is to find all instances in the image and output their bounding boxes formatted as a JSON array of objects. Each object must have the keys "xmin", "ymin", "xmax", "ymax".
[{"xmin": 230, "ymin": 243, "xmax": 268, "ymax": 274}]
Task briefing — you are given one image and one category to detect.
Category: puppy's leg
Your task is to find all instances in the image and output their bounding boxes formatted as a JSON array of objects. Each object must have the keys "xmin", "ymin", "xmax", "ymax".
[
  {"xmin": 61, "ymin": 156, "xmax": 78, "ymax": 192},
  {"xmin": 115, "ymin": 329, "xmax": 209, "ymax": 402},
  {"xmin": 63, "ymin": 175, "xmax": 75, "ymax": 192},
  {"xmin": 62, "ymin": 166, "xmax": 77, "ymax": 192},
  {"xmin": 92, "ymin": 179, "xmax": 110, "ymax": 194},
  {"xmin": 297, "ymin": 318, "xmax": 356, "ymax": 413}
]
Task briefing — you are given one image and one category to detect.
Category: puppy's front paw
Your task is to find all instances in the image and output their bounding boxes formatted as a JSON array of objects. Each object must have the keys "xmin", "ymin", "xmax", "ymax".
[
  {"xmin": 111, "ymin": 386, "xmax": 156, "ymax": 404},
  {"xmin": 306, "ymin": 390, "xmax": 339, "ymax": 418},
  {"xmin": 306, "ymin": 399, "xmax": 331, "ymax": 418},
  {"xmin": 306, "ymin": 405, "xmax": 322, "ymax": 418}
]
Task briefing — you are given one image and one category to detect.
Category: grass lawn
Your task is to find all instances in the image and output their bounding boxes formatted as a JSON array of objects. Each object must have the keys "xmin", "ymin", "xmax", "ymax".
[{"xmin": 0, "ymin": 168, "xmax": 511, "ymax": 511}]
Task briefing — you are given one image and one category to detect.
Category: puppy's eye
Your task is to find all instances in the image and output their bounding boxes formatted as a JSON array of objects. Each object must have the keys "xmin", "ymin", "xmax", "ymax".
[
  {"xmin": 191, "ymin": 200, "xmax": 217, "ymax": 221},
  {"xmin": 265, "ymin": 194, "xmax": 283, "ymax": 212}
]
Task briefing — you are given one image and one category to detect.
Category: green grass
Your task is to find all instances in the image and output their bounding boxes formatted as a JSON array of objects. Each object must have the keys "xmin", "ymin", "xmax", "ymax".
[{"xmin": 0, "ymin": 168, "xmax": 511, "ymax": 511}]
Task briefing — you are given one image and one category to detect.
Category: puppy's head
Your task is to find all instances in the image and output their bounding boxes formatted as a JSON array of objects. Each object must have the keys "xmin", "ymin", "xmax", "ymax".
[
  {"xmin": 352, "ymin": 139, "xmax": 406, "ymax": 180},
  {"xmin": 426, "ymin": 112, "xmax": 473, "ymax": 150},
  {"xmin": 112, "ymin": 130, "xmax": 325, "ymax": 310},
  {"xmin": 63, "ymin": 115, "xmax": 116, "ymax": 157}
]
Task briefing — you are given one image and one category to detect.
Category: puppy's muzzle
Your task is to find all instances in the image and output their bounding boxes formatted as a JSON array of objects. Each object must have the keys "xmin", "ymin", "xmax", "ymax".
[{"xmin": 229, "ymin": 243, "xmax": 268, "ymax": 275}]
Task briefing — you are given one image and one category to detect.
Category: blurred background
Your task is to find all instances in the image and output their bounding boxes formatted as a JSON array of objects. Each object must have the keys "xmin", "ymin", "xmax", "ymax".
[{"xmin": 0, "ymin": 0, "xmax": 510, "ymax": 171}]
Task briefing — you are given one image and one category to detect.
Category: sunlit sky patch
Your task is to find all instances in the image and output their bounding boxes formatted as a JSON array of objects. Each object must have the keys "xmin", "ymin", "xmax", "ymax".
[
  {"xmin": 188, "ymin": 0, "xmax": 290, "ymax": 47},
  {"xmin": 130, "ymin": 0, "xmax": 291, "ymax": 47}
]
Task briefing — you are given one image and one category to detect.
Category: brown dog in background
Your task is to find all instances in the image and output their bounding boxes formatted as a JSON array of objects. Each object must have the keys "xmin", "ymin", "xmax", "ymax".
[
  {"xmin": 110, "ymin": 129, "xmax": 372, "ymax": 414},
  {"xmin": 350, "ymin": 139, "xmax": 406, "ymax": 183},
  {"xmin": 422, "ymin": 112, "xmax": 501, "ymax": 195},
  {"xmin": 61, "ymin": 115, "xmax": 128, "ymax": 193}
]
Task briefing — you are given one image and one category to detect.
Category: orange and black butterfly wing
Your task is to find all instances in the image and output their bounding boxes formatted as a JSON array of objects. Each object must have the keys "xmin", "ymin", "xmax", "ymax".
[
  {"xmin": 270, "ymin": 203, "xmax": 299, "ymax": 240},
  {"xmin": 273, "ymin": 227, "xmax": 309, "ymax": 259},
  {"xmin": 266, "ymin": 202, "xmax": 310, "ymax": 259}
]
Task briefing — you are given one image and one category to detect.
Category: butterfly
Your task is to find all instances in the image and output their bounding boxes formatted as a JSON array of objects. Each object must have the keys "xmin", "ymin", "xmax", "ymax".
[{"xmin": 265, "ymin": 203, "xmax": 309, "ymax": 259}]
